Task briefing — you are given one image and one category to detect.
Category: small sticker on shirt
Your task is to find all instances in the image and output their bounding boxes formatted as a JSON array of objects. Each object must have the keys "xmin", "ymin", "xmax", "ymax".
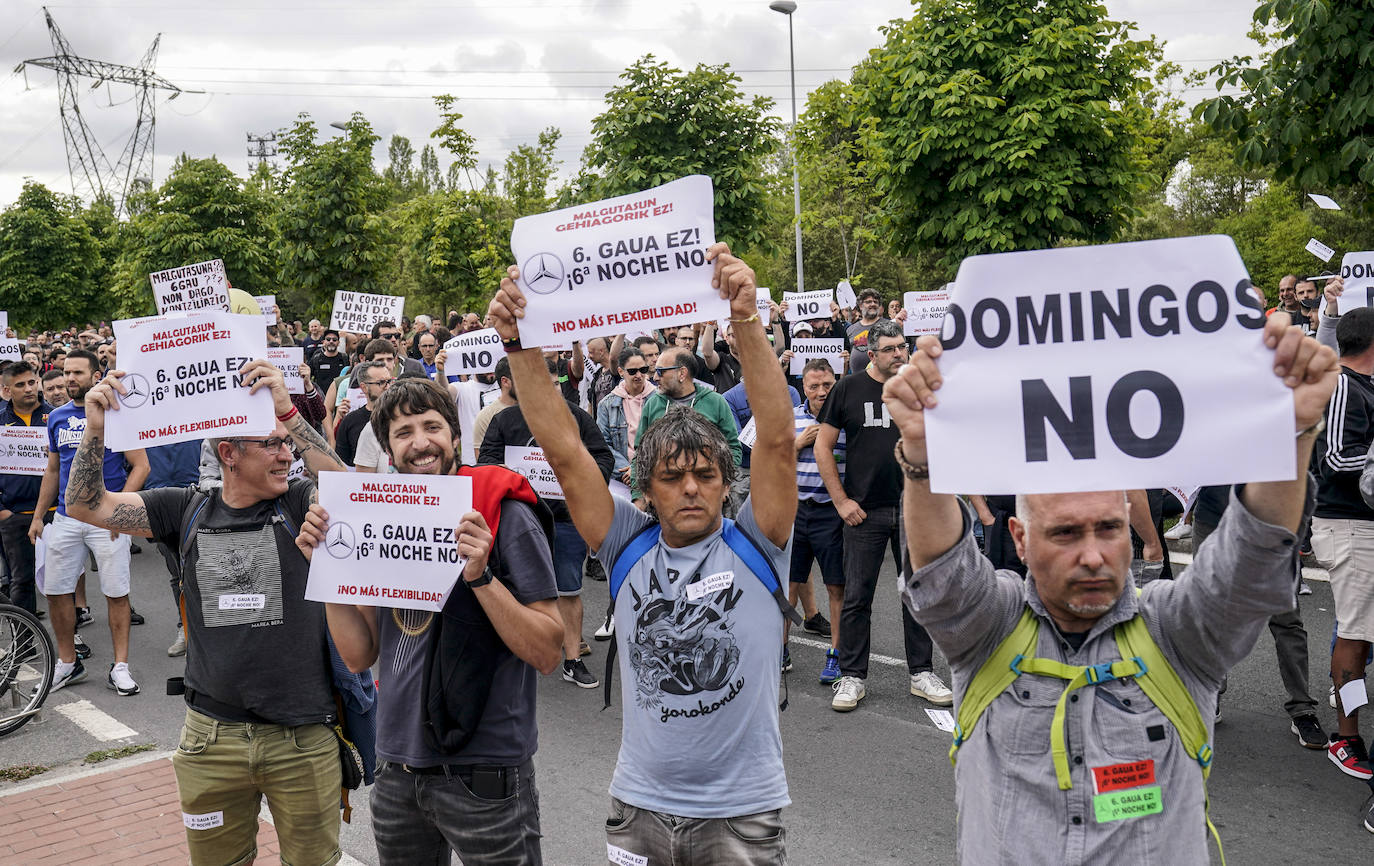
[
  {"xmin": 1093, "ymin": 785, "xmax": 1163, "ymax": 823},
  {"xmin": 1092, "ymin": 759, "xmax": 1156, "ymax": 794},
  {"xmin": 218, "ymin": 594, "xmax": 266, "ymax": 610},
  {"xmin": 183, "ymin": 811, "xmax": 225, "ymax": 830},
  {"xmin": 686, "ymin": 570, "xmax": 734, "ymax": 601},
  {"xmin": 607, "ymin": 843, "xmax": 648, "ymax": 866}
]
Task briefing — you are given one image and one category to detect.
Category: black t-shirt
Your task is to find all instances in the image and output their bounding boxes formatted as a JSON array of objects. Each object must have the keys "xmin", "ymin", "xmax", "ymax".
[
  {"xmin": 140, "ymin": 480, "xmax": 334, "ymax": 726},
  {"xmin": 336, "ymin": 406, "xmax": 373, "ymax": 467},
  {"xmin": 309, "ymin": 351, "xmax": 346, "ymax": 385},
  {"xmin": 709, "ymin": 349, "xmax": 742, "ymax": 394},
  {"xmin": 816, "ymin": 370, "xmax": 902, "ymax": 509},
  {"xmin": 478, "ymin": 401, "xmax": 614, "ymax": 523}
]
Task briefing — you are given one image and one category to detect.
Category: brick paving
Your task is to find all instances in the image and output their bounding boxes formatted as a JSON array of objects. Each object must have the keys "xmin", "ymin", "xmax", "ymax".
[{"xmin": 0, "ymin": 754, "xmax": 283, "ymax": 865}]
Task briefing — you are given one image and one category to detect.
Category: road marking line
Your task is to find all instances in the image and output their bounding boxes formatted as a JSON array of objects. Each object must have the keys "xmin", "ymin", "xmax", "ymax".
[
  {"xmin": 789, "ymin": 635, "xmax": 906, "ymax": 668},
  {"xmin": 54, "ymin": 698, "xmax": 139, "ymax": 741},
  {"xmin": 1169, "ymin": 550, "xmax": 1328, "ymax": 582}
]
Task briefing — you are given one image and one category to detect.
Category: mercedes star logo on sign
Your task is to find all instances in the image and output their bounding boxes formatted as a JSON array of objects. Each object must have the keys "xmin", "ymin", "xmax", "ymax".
[{"xmin": 523, "ymin": 253, "xmax": 566, "ymax": 295}]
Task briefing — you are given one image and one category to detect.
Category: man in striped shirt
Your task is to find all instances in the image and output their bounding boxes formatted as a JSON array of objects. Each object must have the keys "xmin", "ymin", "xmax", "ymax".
[{"xmin": 790, "ymin": 358, "xmax": 847, "ymax": 684}]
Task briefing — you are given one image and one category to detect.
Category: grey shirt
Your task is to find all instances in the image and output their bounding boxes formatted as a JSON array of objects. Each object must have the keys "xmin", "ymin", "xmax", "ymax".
[{"xmin": 903, "ymin": 489, "xmax": 1309, "ymax": 865}]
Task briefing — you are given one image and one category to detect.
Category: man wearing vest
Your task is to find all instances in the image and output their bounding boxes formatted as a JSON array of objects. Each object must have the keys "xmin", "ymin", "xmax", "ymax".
[
  {"xmin": 301, "ymin": 377, "xmax": 563, "ymax": 866},
  {"xmin": 63, "ymin": 360, "xmax": 352, "ymax": 866},
  {"xmin": 488, "ymin": 243, "xmax": 799, "ymax": 865},
  {"xmin": 884, "ymin": 313, "xmax": 1335, "ymax": 863}
]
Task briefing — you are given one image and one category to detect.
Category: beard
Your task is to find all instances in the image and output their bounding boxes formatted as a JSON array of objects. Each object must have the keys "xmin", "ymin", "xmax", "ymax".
[{"xmin": 397, "ymin": 445, "xmax": 455, "ymax": 476}]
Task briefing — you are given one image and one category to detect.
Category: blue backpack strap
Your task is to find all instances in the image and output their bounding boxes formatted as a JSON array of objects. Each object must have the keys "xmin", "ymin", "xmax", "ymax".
[
  {"xmin": 721, "ymin": 518, "xmax": 802, "ymax": 626},
  {"xmin": 178, "ymin": 490, "xmax": 212, "ymax": 576},
  {"xmin": 273, "ymin": 498, "xmax": 299, "ymax": 538},
  {"xmin": 603, "ymin": 522, "xmax": 662, "ymax": 709}
]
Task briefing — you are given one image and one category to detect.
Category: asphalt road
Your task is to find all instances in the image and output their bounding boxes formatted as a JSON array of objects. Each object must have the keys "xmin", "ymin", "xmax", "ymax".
[{"xmin": 4, "ymin": 542, "xmax": 1372, "ymax": 864}]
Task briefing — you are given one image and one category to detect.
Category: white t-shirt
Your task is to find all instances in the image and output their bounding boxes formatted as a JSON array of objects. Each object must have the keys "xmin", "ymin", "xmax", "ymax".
[
  {"xmin": 452, "ymin": 379, "xmax": 501, "ymax": 465},
  {"xmin": 353, "ymin": 424, "xmax": 392, "ymax": 473}
]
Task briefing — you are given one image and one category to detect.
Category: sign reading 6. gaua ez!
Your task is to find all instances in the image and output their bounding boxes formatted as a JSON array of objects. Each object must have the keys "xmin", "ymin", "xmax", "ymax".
[{"xmin": 923, "ymin": 235, "xmax": 1294, "ymax": 495}]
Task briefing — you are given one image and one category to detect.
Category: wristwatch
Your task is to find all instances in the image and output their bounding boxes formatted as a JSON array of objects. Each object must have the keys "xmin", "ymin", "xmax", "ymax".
[{"xmin": 466, "ymin": 567, "xmax": 495, "ymax": 588}]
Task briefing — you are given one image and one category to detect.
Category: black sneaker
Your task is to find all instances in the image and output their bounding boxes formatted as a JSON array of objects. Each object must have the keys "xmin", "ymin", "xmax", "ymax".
[
  {"xmin": 75, "ymin": 606, "xmax": 93, "ymax": 627},
  {"xmin": 562, "ymin": 659, "xmax": 599, "ymax": 688},
  {"xmin": 585, "ymin": 558, "xmax": 607, "ymax": 582},
  {"xmin": 129, "ymin": 608, "xmax": 146, "ymax": 626},
  {"xmin": 73, "ymin": 633, "xmax": 92, "ymax": 660},
  {"xmin": 1291, "ymin": 714, "xmax": 1327, "ymax": 750},
  {"xmin": 803, "ymin": 613, "xmax": 832, "ymax": 638}
]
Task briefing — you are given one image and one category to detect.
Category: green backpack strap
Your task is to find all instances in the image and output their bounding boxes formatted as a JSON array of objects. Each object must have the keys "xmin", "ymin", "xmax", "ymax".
[{"xmin": 950, "ymin": 607, "xmax": 1039, "ymax": 766}]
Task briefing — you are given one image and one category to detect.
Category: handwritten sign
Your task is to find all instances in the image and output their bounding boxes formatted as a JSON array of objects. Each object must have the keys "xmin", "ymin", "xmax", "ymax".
[
  {"xmin": 442, "ymin": 328, "xmax": 501, "ymax": 381},
  {"xmin": 105, "ymin": 311, "xmax": 274, "ymax": 451},
  {"xmin": 254, "ymin": 294, "xmax": 278, "ymax": 326},
  {"xmin": 151, "ymin": 260, "xmax": 230, "ymax": 314},
  {"xmin": 509, "ymin": 175, "xmax": 725, "ymax": 347},
  {"xmin": 788, "ymin": 337, "xmax": 845, "ymax": 374},
  {"xmin": 266, "ymin": 346, "xmax": 304, "ymax": 395},
  {"xmin": 329, "ymin": 291, "xmax": 405, "ymax": 335},
  {"xmin": 904, "ymin": 288, "xmax": 952, "ymax": 337},
  {"xmin": 0, "ymin": 426, "xmax": 48, "ymax": 475},
  {"xmin": 783, "ymin": 290, "xmax": 834, "ymax": 321},
  {"xmin": 305, "ymin": 472, "xmax": 473, "ymax": 612},
  {"xmin": 924, "ymin": 235, "xmax": 1292, "ymax": 495},
  {"xmin": 1336, "ymin": 251, "xmax": 1374, "ymax": 314},
  {"xmin": 504, "ymin": 445, "xmax": 564, "ymax": 500}
]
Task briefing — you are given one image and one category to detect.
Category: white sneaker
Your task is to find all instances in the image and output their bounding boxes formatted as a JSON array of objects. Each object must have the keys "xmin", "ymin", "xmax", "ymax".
[
  {"xmin": 1164, "ymin": 521, "xmax": 1192, "ymax": 540},
  {"xmin": 594, "ymin": 612, "xmax": 614, "ymax": 641},
  {"xmin": 107, "ymin": 662, "xmax": 140, "ymax": 696},
  {"xmin": 1331, "ymin": 684, "xmax": 1337, "ymax": 709},
  {"xmin": 1298, "ymin": 581, "xmax": 1313, "ymax": 596},
  {"xmin": 911, "ymin": 671, "xmax": 954, "ymax": 706},
  {"xmin": 831, "ymin": 676, "xmax": 866, "ymax": 712},
  {"xmin": 168, "ymin": 627, "xmax": 186, "ymax": 657}
]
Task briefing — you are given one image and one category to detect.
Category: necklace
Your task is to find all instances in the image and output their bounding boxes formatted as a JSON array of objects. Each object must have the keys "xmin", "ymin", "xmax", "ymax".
[{"xmin": 391, "ymin": 608, "xmax": 434, "ymax": 637}]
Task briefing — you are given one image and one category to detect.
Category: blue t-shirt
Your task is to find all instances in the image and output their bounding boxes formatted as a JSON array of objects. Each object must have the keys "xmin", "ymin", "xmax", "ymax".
[
  {"xmin": 47, "ymin": 403, "xmax": 127, "ymax": 515},
  {"xmin": 596, "ymin": 494, "xmax": 792, "ymax": 818}
]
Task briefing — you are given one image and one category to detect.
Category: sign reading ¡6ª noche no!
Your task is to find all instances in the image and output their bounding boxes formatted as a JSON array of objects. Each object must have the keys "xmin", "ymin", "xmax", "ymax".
[
  {"xmin": 508, "ymin": 174, "xmax": 728, "ymax": 347},
  {"xmin": 922, "ymin": 235, "xmax": 1294, "ymax": 495},
  {"xmin": 105, "ymin": 310, "xmax": 275, "ymax": 451},
  {"xmin": 304, "ymin": 471, "xmax": 474, "ymax": 613}
]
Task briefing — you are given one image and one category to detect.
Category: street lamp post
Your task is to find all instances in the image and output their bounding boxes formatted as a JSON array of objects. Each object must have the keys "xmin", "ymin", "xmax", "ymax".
[{"xmin": 770, "ymin": 0, "xmax": 803, "ymax": 296}]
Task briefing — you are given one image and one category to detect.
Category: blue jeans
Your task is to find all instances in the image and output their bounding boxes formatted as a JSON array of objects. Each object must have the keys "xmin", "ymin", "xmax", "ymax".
[
  {"xmin": 605, "ymin": 797, "xmax": 785, "ymax": 865},
  {"xmin": 552, "ymin": 520, "xmax": 587, "ymax": 597},
  {"xmin": 370, "ymin": 759, "xmax": 543, "ymax": 866}
]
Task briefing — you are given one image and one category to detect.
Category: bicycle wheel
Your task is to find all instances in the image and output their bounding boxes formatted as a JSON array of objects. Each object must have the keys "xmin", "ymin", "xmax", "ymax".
[{"xmin": 0, "ymin": 604, "xmax": 55, "ymax": 737}]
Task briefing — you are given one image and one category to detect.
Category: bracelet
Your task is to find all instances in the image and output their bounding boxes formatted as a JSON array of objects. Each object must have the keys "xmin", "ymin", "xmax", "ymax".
[
  {"xmin": 728, "ymin": 313, "xmax": 760, "ymax": 325},
  {"xmin": 501, "ymin": 335, "xmax": 524, "ymax": 353},
  {"xmin": 1296, "ymin": 416, "xmax": 1326, "ymax": 439},
  {"xmin": 276, "ymin": 405, "xmax": 299, "ymax": 422},
  {"xmin": 893, "ymin": 438, "xmax": 930, "ymax": 481}
]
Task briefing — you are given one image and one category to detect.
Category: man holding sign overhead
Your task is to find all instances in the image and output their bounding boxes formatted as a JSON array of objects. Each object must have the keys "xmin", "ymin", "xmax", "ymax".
[{"xmin": 887, "ymin": 236, "xmax": 1336, "ymax": 863}]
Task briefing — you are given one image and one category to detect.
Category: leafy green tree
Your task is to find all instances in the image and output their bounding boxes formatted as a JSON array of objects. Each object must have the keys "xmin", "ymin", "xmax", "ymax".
[
  {"xmin": 431, "ymin": 95, "xmax": 479, "ymax": 191},
  {"xmin": 1200, "ymin": 1, "xmax": 1374, "ymax": 190},
  {"xmin": 503, "ymin": 127, "xmax": 561, "ymax": 217},
  {"xmin": 389, "ymin": 189, "xmax": 511, "ymax": 317},
  {"xmin": 383, "ymin": 135, "xmax": 421, "ymax": 201},
  {"xmin": 851, "ymin": 0, "xmax": 1160, "ymax": 266},
  {"xmin": 581, "ymin": 56, "xmax": 781, "ymax": 251},
  {"xmin": 0, "ymin": 181, "xmax": 104, "ymax": 328}
]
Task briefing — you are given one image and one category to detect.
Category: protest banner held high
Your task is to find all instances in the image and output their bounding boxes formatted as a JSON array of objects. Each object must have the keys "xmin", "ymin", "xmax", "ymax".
[
  {"xmin": 788, "ymin": 337, "xmax": 845, "ymax": 374},
  {"xmin": 255, "ymin": 294, "xmax": 278, "ymax": 325},
  {"xmin": 903, "ymin": 287, "xmax": 952, "ymax": 337},
  {"xmin": 783, "ymin": 290, "xmax": 834, "ymax": 321},
  {"xmin": 1336, "ymin": 250, "xmax": 1374, "ymax": 314},
  {"xmin": 0, "ymin": 426, "xmax": 48, "ymax": 475},
  {"xmin": 442, "ymin": 328, "xmax": 502, "ymax": 380},
  {"xmin": 151, "ymin": 259, "xmax": 231, "ymax": 314},
  {"xmin": 266, "ymin": 346, "xmax": 305, "ymax": 394},
  {"xmin": 329, "ymin": 290, "xmax": 405, "ymax": 334}
]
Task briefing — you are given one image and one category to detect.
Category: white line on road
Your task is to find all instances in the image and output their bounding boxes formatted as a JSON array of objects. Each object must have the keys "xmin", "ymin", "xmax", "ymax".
[
  {"xmin": 54, "ymin": 699, "xmax": 139, "ymax": 741},
  {"xmin": 789, "ymin": 635, "xmax": 907, "ymax": 668}
]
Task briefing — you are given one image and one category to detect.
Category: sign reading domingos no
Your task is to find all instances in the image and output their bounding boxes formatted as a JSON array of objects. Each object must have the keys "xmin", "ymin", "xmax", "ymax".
[
  {"xmin": 922, "ymin": 235, "xmax": 1294, "ymax": 495},
  {"xmin": 508, "ymin": 174, "xmax": 728, "ymax": 347}
]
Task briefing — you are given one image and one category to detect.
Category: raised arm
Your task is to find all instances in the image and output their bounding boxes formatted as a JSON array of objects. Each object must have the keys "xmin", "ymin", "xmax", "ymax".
[
  {"xmin": 63, "ymin": 373, "xmax": 153, "ymax": 537},
  {"xmin": 239, "ymin": 359, "xmax": 346, "ymax": 479}
]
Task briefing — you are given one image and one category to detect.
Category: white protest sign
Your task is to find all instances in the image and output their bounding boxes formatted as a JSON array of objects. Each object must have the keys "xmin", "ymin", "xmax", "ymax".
[
  {"xmin": 756, "ymin": 295, "xmax": 773, "ymax": 323},
  {"xmin": 504, "ymin": 445, "xmax": 564, "ymax": 500},
  {"xmin": 287, "ymin": 458, "xmax": 306, "ymax": 481},
  {"xmin": 344, "ymin": 387, "xmax": 366, "ymax": 413},
  {"xmin": 783, "ymin": 290, "xmax": 834, "ymax": 321},
  {"xmin": 266, "ymin": 347, "xmax": 304, "ymax": 395},
  {"xmin": 1336, "ymin": 251, "xmax": 1374, "ymax": 314},
  {"xmin": 1164, "ymin": 485, "xmax": 1201, "ymax": 514},
  {"xmin": 509, "ymin": 175, "xmax": 724, "ymax": 347},
  {"xmin": 254, "ymin": 295, "xmax": 278, "ymax": 326},
  {"xmin": 105, "ymin": 311, "xmax": 274, "ymax": 451},
  {"xmin": 737, "ymin": 416, "xmax": 757, "ymax": 450},
  {"xmin": 151, "ymin": 260, "xmax": 230, "ymax": 314},
  {"xmin": 305, "ymin": 472, "xmax": 473, "ymax": 612},
  {"xmin": 904, "ymin": 289, "xmax": 952, "ymax": 337},
  {"xmin": 0, "ymin": 426, "xmax": 49, "ymax": 475},
  {"xmin": 923, "ymin": 235, "xmax": 1293, "ymax": 495},
  {"xmin": 1305, "ymin": 238, "xmax": 1335, "ymax": 263},
  {"xmin": 788, "ymin": 337, "xmax": 845, "ymax": 374},
  {"xmin": 0, "ymin": 338, "xmax": 19, "ymax": 362},
  {"xmin": 442, "ymin": 329, "xmax": 501, "ymax": 380},
  {"xmin": 1308, "ymin": 193, "xmax": 1341, "ymax": 210},
  {"xmin": 836, "ymin": 280, "xmax": 857, "ymax": 310},
  {"xmin": 329, "ymin": 291, "xmax": 405, "ymax": 335},
  {"xmin": 0, "ymin": 311, "xmax": 8, "ymax": 332}
]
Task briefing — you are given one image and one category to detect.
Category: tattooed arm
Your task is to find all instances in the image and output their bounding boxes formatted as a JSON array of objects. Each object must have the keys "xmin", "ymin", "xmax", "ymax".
[
  {"xmin": 64, "ymin": 375, "xmax": 154, "ymax": 537},
  {"xmin": 239, "ymin": 359, "xmax": 346, "ymax": 481}
]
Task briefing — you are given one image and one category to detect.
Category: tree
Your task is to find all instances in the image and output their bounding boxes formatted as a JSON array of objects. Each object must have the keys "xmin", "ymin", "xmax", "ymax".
[
  {"xmin": 1200, "ymin": 1, "xmax": 1374, "ymax": 190},
  {"xmin": 851, "ymin": 0, "xmax": 1161, "ymax": 267},
  {"xmin": 0, "ymin": 181, "xmax": 103, "ymax": 328},
  {"xmin": 581, "ymin": 56, "xmax": 781, "ymax": 252},
  {"xmin": 503, "ymin": 127, "xmax": 561, "ymax": 217},
  {"xmin": 382, "ymin": 134, "xmax": 421, "ymax": 201}
]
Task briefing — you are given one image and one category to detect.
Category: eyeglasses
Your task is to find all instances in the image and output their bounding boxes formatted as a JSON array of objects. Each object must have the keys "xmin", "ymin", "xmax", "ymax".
[
  {"xmin": 363, "ymin": 378, "xmax": 393, "ymax": 387},
  {"xmin": 623, "ymin": 366, "xmax": 648, "ymax": 376},
  {"xmin": 875, "ymin": 344, "xmax": 909, "ymax": 356},
  {"xmin": 228, "ymin": 436, "xmax": 291, "ymax": 452},
  {"xmin": 654, "ymin": 365, "xmax": 683, "ymax": 376}
]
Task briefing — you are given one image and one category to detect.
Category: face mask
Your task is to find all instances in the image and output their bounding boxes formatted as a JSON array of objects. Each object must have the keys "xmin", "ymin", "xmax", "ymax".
[{"xmin": 1300, "ymin": 298, "xmax": 1321, "ymax": 310}]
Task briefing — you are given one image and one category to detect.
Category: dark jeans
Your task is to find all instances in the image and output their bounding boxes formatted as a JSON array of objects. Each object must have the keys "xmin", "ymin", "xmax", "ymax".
[
  {"xmin": 838, "ymin": 505, "xmax": 934, "ymax": 679},
  {"xmin": 605, "ymin": 797, "xmax": 785, "ymax": 866},
  {"xmin": 0, "ymin": 510, "xmax": 38, "ymax": 614},
  {"xmin": 370, "ymin": 759, "xmax": 543, "ymax": 866},
  {"xmin": 1194, "ymin": 519, "xmax": 1316, "ymax": 717}
]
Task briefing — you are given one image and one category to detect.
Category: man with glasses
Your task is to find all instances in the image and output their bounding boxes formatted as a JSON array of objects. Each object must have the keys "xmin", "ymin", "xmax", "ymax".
[
  {"xmin": 66, "ymin": 359, "xmax": 351, "ymax": 866},
  {"xmin": 372, "ymin": 320, "xmax": 426, "ymax": 378},
  {"xmin": 815, "ymin": 320, "xmax": 952, "ymax": 712},
  {"xmin": 846, "ymin": 287, "xmax": 893, "ymax": 373},
  {"xmin": 635, "ymin": 348, "xmax": 741, "ymax": 488},
  {"xmin": 337, "ymin": 361, "xmax": 393, "ymax": 467}
]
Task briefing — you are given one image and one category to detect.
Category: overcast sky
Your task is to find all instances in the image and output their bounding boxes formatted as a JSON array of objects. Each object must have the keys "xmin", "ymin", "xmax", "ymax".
[{"xmin": 0, "ymin": 0, "xmax": 1262, "ymax": 211}]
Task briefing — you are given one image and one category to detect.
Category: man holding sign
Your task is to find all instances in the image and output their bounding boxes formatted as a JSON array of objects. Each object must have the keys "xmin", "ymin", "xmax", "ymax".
[
  {"xmin": 887, "ymin": 303, "xmax": 1335, "ymax": 860},
  {"xmin": 0, "ymin": 362, "xmax": 54, "ymax": 616}
]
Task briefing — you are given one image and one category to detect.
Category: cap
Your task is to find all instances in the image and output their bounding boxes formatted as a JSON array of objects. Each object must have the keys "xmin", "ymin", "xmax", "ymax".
[{"xmin": 792, "ymin": 321, "xmax": 814, "ymax": 337}]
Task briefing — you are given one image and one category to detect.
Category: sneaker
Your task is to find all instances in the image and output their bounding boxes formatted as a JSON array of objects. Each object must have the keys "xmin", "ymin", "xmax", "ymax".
[
  {"xmin": 585, "ymin": 557, "xmax": 607, "ymax": 582},
  {"xmin": 1164, "ymin": 521, "xmax": 1192, "ymax": 540},
  {"xmin": 107, "ymin": 662, "xmax": 140, "ymax": 696},
  {"xmin": 1298, "ymin": 581, "xmax": 1313, "ymax": 596},
  {"xmin": 579, "ymin": 640, "xmax": 591, "ymax": 658},
  {"xmin": 1328, "ymin": 735, "xmax": 1374, "ymax": 780},
  {"xmin": 562, "ymin": 658, "xmax": 598, "ymax": 688},
  {"xmin": 831, "ymin": 676, "xmax": 866, "ymax": 712},
  {"xmin": 781, "ymin": 646, "xmax": 793, "ymax": 673},
  {"xmin": 820, "ymin": 649, "xmax": 841, "ymax": 684},
  {"xmin": 803, "ymin": 613, "xmax": 832, "ymax": 638},
  {"xmin": 73, "ymin": 632, "xmax": 92, "ymax": 660},
  {"xmin": 49, "ymin": 658, "xmax": 87, "ymax": 693},
  {"xmin": 1291, "ymin": 714, "xmax": 1327, "ymax": 750},
  {"xmin": 75, "ymin": 606, "xmax": 93, "ymax": 627},
  {"xmin": 910, "ymin": 671, "xmax": 954, "ymax": 706},
  {"xmin": 1331, "ymin": 684, "xmax": 1338, "ymax": 709},
  {"xmin": 1363, "ymin": 795, "xmax": 1374, "ymax": 834},
  {"xmin": 594, "ymin": 612, "xmax": 614, "ymax": 641},
  {"xmin": 168, "ymin": 627, "xmax": 186, "ymax": 658},
  {"xmin": 129, "ymin": 608, "xmax": 145, "ymax": 626}
]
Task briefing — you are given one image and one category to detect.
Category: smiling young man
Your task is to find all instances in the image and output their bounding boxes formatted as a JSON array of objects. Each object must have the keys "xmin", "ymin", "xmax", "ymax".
[{"xmin": 488, "ymin": 243, "xmax": 799, "ymax": 865}]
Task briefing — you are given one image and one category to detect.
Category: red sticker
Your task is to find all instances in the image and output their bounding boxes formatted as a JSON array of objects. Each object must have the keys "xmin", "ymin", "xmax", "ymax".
[{"xmin": 1092, "ymin": 759, "xmax": 1156, "ymax": 793}]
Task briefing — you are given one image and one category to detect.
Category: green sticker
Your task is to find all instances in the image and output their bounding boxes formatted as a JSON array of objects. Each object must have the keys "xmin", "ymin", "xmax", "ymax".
[{"xmin": 1093, "ymin": 785, "xmax": 1163, "ymax": 823}]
